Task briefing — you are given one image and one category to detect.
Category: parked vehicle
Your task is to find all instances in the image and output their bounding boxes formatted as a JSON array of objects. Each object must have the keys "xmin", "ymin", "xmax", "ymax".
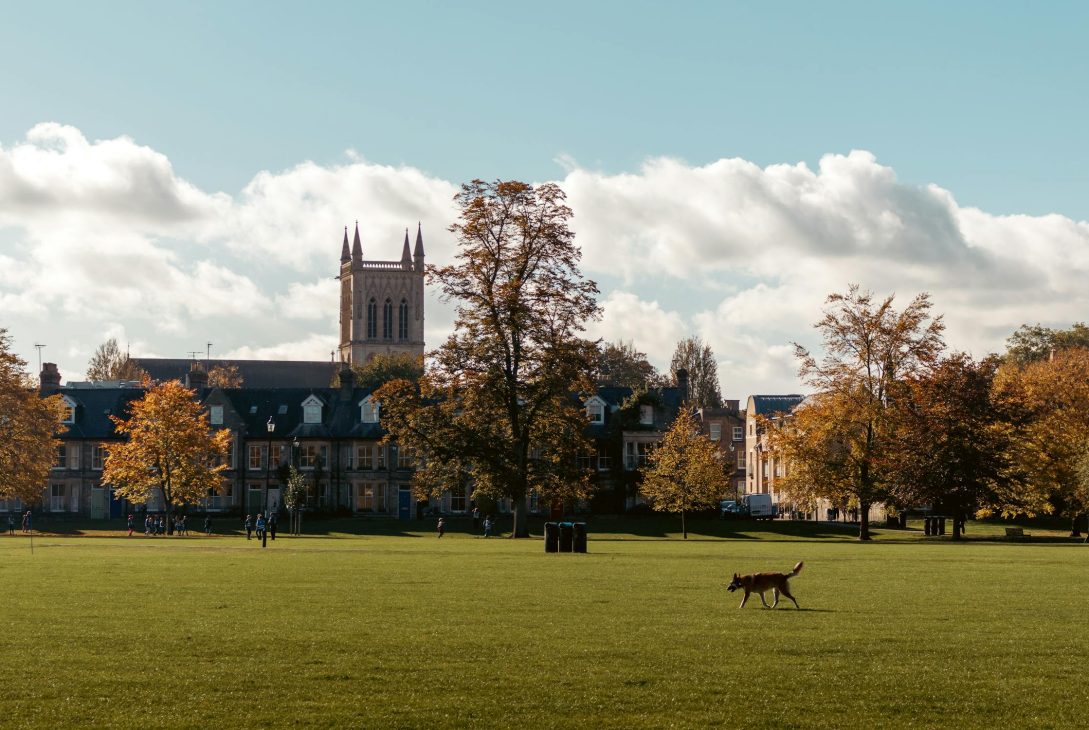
[
  {"xmin": 719, "ymin": 500, "xmax": 743, "ymax": 518},
  {"xmin": 742, "ymin": 493, "xmax": 776, "ymax": 521}
]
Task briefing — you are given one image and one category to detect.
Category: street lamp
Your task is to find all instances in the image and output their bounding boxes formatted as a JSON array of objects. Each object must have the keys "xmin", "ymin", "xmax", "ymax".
[{"xmin": 263, "ymin": 416, "xmax": 274, "ymax": 548}]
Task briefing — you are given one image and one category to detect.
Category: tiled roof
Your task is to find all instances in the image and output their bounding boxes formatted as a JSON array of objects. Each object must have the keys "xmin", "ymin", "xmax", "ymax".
[
  {"xmin": 749, "ymin": 394, "xmax": 805, "ymax": 416},
  {"xmin": 133, "ymin": 359, "xmax": 337, "ymax": 389},
  {"xmin": 57, "ymin": 388, "xmax": 147, "ymax": 440}
]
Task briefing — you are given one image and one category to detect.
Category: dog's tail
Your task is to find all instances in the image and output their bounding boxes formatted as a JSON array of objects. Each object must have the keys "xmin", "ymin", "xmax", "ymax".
[{"xmin": 790, "ymin": 561, "xmax": 804, "ymax": 576}]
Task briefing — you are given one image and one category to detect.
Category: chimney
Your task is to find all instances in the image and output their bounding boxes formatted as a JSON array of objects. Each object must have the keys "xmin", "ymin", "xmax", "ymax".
[
  {"xmin": 40, "ymin": 362, "xmax": 62, "ymax": 395},
  {"xmin": 186, "ymin": 363, "xmax": 208, "ymax": 390},
  {"xmin": 676, "ymin": 368, "xmax": 689, "ymax": 402},
  {"xmin": 338, "ymin": 365, "xmax": 355, "ymax": 400}
]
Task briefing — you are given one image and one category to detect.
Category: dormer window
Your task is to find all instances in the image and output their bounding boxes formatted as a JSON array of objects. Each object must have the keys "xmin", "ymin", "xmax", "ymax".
[
  {"xmin": 60, "ymin": 396, "xmax": 77, "ymax": 424},
  {"xmin": 209, "ymin": 405, "xmax": 223, "ymax": 425},
  {"xmin": 585, "ymin": 396, "xmax": 605, "ymax": 425},
  {"xmin": 639, "ymin": 405, "xmax": 653, "ymax": 425},
  {"xmin": 301, "ymin": 395, "xmax": 323, "ymax": 424},
  {"xmin": 360, "ymin": 395, "xmax": 380, "ymax": 423}
]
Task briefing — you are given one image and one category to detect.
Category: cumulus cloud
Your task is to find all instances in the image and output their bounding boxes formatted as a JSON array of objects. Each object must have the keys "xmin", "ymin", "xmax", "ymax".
[{"xmin": 3, "ymin": 123, "xmax": 1089, "ymax": 398}]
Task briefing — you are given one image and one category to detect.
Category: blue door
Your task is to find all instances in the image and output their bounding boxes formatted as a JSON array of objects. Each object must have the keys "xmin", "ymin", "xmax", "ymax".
[
  {"xmin": 109, "ymin": 489, "xmax": 125, "ymax": 519},
  {"xmin": 397, "ymin": 488, "xmax": 412, "ymax": 521}
]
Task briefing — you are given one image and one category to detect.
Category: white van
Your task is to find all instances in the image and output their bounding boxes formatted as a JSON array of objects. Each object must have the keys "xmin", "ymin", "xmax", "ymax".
[{"xmin": 742, "ymin": 493, "xmax": 776, "ymax": 520}]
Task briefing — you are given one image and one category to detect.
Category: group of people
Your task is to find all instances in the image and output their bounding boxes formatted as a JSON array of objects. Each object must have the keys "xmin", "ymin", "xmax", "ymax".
[
  {"xmin": 5, "ymin": 511, "xmax": 32, "ymax": 534},
  {"xmin": 243, "ymin": 512, "xmax": 278, "ymax": 541},
  {"xmin": 437, "ymin": 509, "xmax": 494, "ymax": 538},
  {"xmin": 127, "ymin": 513, "xmax": 210, "ymax": 536}
]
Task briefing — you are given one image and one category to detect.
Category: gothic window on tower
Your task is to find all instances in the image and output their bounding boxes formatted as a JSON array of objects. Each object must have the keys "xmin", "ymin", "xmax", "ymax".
[
  {"xmin": 398, "ymin": 299, "xmax": 409, "ymax": 340},
  {"xmin": 383, "ymin": 299, "xmax": 393, "ymax": 339},
  {"xmin": 367, "ymin": 298, "xmax": 377, "ymax": 338}
]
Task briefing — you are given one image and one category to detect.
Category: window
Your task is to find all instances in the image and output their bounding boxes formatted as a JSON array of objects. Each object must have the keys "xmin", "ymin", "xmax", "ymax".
[
  {"xmin": 375, "ymin": 484, "xmax": 387, "ymax": 512},
  {"xmin": 709, "ymin": 423, "xmax": 721, "ymax": 441},
  {"xmin": 625, "ymin": 441, "xmax": 650, "ymax": 469},
  {"xmin": 356, "ymin": 483, "xmax": 375, "ymax": 511},
  {"xmin": 596, "ymin": 447, "xmax": 611, "ymax": 471},
  {"xmin": 51, "ymin": 484, "xmax": 66, "ymax": 512},
  {"xmin": 775, "ymin": 459, "xmax": 783, "ymax": 478},
  {"xmin": 249, "ymin": 445, "xmax": 263, "ymax": 470},
  {"xmin": 586, "ymin": 400, "xmax": 604, "ymax": 424},
  {"xmin": 376, "ymin": 445, "xmax": 386, "ymax": 470},
  {"xmin": 450, "ymin": 488, "xmax": 466, "ymax": 513},
  {"xmin": 91, "ymin": 444, "xmax": 105, "ymax": 470},
  {"xmin": 271, "ymin": 444, "xmax": 284, "ymax": 467},
  {"xmin": 737, "ymin": 451, "xmax": 746, "ymax": 470},
  {"xmin": 733, "ymin": 426, "xmax": 743, "ymax": 441},
  {"xmin": 209, "ymin": 405, "xmax": 223, "ymax": 425},
  {"xmin": 762, "ymin": 458, "xmax": 769, "ymax": 478},
  {"xmin": 360, "ymin": 396, "xmax": 380, "ymax": 423},
  {"xmin": 55, "ymin": 445, "xmax": 67, "ymax": 469},
  {"xmin": 749, "ymin": 422, "xmax": 754, "ymax": 436},
  {"xmin": 639, "ymin": 405, "xmax": 653, "ymax": 425},
  {"xmin": 397, "ymin": 446, "xmax": 413, "ymax": 469},
  {"xmin": 61, "ymin": 397, "xmax": 76, "ymax": 424},
  {"xmin": 300, "ymin": 444, "xmax": 319, "ymax": 469},
  {"xmin": 382, "ymin": 299, "xmax": 393, "ymax": 339},
  {"xmin": 357, "ymin": 445, "xmax": 373, "ymax": 470},
  {"xmin": 398, "ymin": 299, "xmax": 409, "ymax": 340},
  {"xmin": 302, "ymin": 396, "xmax": 323, "ymax": 424},
  {"xmin": 577, "ymin": 453, "xmax": 594, "ymax": 470},
  {"xmin": 367, "ymin": 298, "xmax": 377, "ymax": 338}
]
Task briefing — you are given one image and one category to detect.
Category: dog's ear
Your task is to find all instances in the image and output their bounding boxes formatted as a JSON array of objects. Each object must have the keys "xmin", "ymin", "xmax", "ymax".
[{"xmin": 732, "ymin": 573, "xmax": 738, "ymax": 579}]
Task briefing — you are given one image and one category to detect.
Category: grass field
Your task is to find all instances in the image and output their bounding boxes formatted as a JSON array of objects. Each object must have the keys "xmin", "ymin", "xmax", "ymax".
[{"xmin": 1, "ymin": 517, "xmax": 1087, "ymax": 728}]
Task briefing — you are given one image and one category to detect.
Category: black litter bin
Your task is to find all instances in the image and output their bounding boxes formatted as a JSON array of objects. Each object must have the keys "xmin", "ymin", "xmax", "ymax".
[
  {"xmin": 558, "ymin": 522, "xmax": 574, "ymax": 552},
  {"xmin": 573, "ymin": 522, "xmax": 587, "ymax": 553},
  {"xmin": 924, "ymin": 516, "xmax": 932, "ymax": 536},
  {"xmin": 544, "ymin": 522, "xmax": 559, "ymax": 553}
]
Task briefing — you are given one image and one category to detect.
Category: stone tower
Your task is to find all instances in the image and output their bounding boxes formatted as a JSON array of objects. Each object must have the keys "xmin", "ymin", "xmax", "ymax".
[{"xmin": 338, "ymin": 222, "xmax": 426, "ymax": 364}]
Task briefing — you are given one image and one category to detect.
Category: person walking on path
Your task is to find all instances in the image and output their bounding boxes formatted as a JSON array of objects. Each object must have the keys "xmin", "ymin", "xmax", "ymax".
[
  {"xmin": 127, "ymin": 514, "xmax": 134, "ymax": 537},
  {"xmin": 268, "ymin": 512, "xmax": 277, "ymax": 541},
  {"xmin": 7, "ymin": 513, "xmax": 15, "ymax": 535},
  {"xmin": 22, "ymin": 511, "xmax": 31, "ymax": 533},
  {"xmin": 472, "ymin": 507, "xmax": 480, "ymax": 531},
  {"xmin": 204, "ymin": 515, "xmax": 213, "ymax": 535},
  {"xmin": 244, "ymin": 514, "xmax": 254, "ymax": 540},
  {"xmin": 255, "ymin": 513, "xmax": 266, "ymax": 542},
  {"xmin": 483, "ymin": 516, "xmax": 493, "ymax": 538},
  {"xmin": 437, "ymin": 517, "xmax": 446, "ymax": 538}
]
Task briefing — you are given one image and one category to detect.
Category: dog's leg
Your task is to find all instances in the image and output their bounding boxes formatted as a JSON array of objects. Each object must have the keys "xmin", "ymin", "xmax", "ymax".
[
  {"xmin": 780, "ymin": 584, "xmax": 800, "ymax": 609},
  {"xmin": 771, "ymin": 588, "xmax": 780, "ymax": 608},
  {"xmin": 739, "ymin": 590, "xmax": 749, "ymax": 609},
  {"xmin": 758, "ymin": 591, "xmax": 770, "ymax": 608}
]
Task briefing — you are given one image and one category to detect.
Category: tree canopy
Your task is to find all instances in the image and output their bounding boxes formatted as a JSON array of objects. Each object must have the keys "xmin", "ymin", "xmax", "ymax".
[
  {"xmin": 0, "ymin": 329, "xmax": 67, "ymax": 504},
  {"xmin": 773, "ymin": 286, "xmax": 945, "ymax": 540},
  {"xmin": 86, "ymin": 338, "xmax": 148, "ymax": 382},
  {"xmin": 1004, "ymin": 322, "xmax": 1089, "ymax": 366},
  {"xmin": 669, "ymin": 337, "xmax": 722, "ymax": 408},
  {"xmin": 350, "ymin": 352, "xmax": 423, "ymax": 390},
  {"xmin": 376, "ymin": 180, "xmax": 600, "ymax": 537},
  {"xmin": 103, "ymin": 381, "xmax": 231, "ymax": 531},
  {"xmin": 208, "ymin": 364, "xmax": 243, "ymax": 388},
  {"xmin": 640, "ymin": 405, "xmax": 729, "ymax": 539},
  {"xmin": 595, "ymin": 340, "xmax": 665, "ymax": 389}
]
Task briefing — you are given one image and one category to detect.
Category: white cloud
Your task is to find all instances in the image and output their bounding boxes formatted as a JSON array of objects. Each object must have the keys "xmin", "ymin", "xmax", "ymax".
[{"xmin": 4, "ymin": 123, "xmax": 1089, "ymax": 399}]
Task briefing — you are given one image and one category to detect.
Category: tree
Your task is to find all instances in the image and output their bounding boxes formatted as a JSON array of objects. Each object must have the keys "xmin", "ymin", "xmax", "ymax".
[
  {"xmin": 1005, "ymin": 323, "xmax": 1089, "ymax": 366},
  {"xmin": 669, "ymin": 337, "xmax": 722, "ymax": 408},
  {"xmin": 772, "ymin": 286, "xmax": 945, "ymax": 540},
  {"xmin": 0, "ymin": 329, "xmax": 67, "ymax": 504},
  {"xmin": 350, "ymin": 353, "xmax": 423, "ymax": 390},
  {"xmin": 103, "ymin": 381, "xmax": 231, "ymax": 534},
  {"xmin": 86, "ymin": 338, "xmax": 147, "ymax": 382},
  {"xmin": 281, "ymin": 465, "xmax": 308, "ymax": 536},
  {"xmin": 992, "ymin": 347, "xmax": 1089, "ymax": 535},
  {"xmin": 640, "ymin": 405, "xmax": 729, "ymax": 539},
  {"xmin": 376, "ymin": 180, "xmax": 600, "ymax": 538},
  {"xmin": 885, "ymin": 354, "xmax": 1019, "ymax": 540},
  {"xmin": 207, "ymin": 364, "xmax": 243, "ymax": 388},
  {"xmin": 595, "ymin": 340, "xmax": 665, "ymax": 388}
]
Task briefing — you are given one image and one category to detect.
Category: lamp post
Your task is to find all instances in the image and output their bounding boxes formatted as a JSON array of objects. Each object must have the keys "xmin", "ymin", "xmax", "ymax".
[{"xmin": 263, "ymin": 416, "xmax": 274, "ymax": 548}]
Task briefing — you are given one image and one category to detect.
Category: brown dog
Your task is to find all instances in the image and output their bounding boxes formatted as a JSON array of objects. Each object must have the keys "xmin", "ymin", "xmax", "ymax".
[{"xmin": 726, "ymin": 561, "xmax": 803, "ymax": 609}]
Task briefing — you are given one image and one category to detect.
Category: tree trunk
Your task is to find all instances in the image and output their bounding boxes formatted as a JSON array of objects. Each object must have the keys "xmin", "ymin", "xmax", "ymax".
[
  {"xmin": 951, "ymin": 504, "xmax": 963, "ymax": 542},
  {"xmin": 510, "ymin": 495, "xmax": 530, "ymax": 538},
  {"xmin": 1070, "ymin": 514, "xmax": 1082, "ymax": 538},
  {"xmin": 858, "ymin": 500, "xmax": 871, "ymax": 541},
  {"xmin": 681, "ymin": 508, "xmax": 687, "ymax": 540}
]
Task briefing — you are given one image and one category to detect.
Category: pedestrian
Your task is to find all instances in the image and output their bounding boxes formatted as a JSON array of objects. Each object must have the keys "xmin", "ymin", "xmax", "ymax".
[
  {"xmin": 178, "ymin": 515, "xmax": 187, "ymax": 536},
  {"xmin": 127, "ymin": 514, "xmax": 134, "ymax": 537},
  {"xmin": 204, "ymin": 515, "xmax": 213, "ymax": 535},
  {"xmin": 268, "ymin": 512, "xmax": 277, "ymax": 541},
  {"xmin": 144, "ymin": 515, "xmax": 151, "ymax": 536},
  {"xmin": 472, "ymin": 507, "xmax": 480, "ymax": 531},
  {"xmin": 244, "ymin": 514, "xmax": 253, "ymax": 540},
  {"xmin": 7, "ymin": 513, "xmax": 15, "ymax": 535},
  {"xmin": 255, "ymin": 513, "xmax": 266, "ymax": 542},
  {"xmin": 22, "ymin": 511, "xmax": 30, "ymax": 533},
  {"xmin": 437, "ymin": 517, "xmax": 446, "ymax": 538},
  {"xmin": 483, "ymin": 516, "xmax": 493, "ymax": 538}
]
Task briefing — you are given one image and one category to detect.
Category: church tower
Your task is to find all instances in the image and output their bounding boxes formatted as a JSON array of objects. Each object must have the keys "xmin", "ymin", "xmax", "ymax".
[{"xmin": 338, "ymin": 222, "xmax": 426, "ymax": 364}]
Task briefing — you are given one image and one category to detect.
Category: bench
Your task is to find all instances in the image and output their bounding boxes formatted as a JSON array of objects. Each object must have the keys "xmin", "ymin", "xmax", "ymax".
[{"xmin": 1005, "ymin": 527, "xmax": 1030, "ymax": 540}]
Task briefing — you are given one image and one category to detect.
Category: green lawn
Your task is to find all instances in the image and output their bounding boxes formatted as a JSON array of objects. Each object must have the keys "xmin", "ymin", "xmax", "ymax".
[{"xmin": 1, "ymin": 519, "xmax": 1087, "ymax": 728}]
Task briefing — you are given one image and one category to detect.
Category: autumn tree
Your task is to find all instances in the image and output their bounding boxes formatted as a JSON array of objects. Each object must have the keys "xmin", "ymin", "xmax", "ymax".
[
  {"xmin": 0, "ymin": 329, "xmax": 67, "ymax": 504},
  {"xmin": 1005, "ymin": 323, "xmax": 1089, "ymax": 366},
  {"xmin": 772, "ymin": 286, "xmax": 945, "ymax": 540},
  {"xmin": 376, "ymin": 180, "xmax": 600, "ymax": 538},
  {"xmin": 350, "ymin": 353, "xmax": 423, "ymax": 390},
  {"xmin": 640, "ymin": 406, "xmax": 729, "ymax": 539},
  {"xmin": 207, "ymin": 364, "xmax": 243, "ymax": 388},
  {"xmin": 670, "ymin": 337, "xmax": 722, "ymax": 408},
  {"xmin": 885, "ymin": 354, "xmax": 1020, "ymax": 540},
  {"xmin": 86, "ymin": 338, "xmax": 147, "ymax": 382},
  {"xmin": 103, "ymin": 380, "xmax": 231, "ymax": 533},
  {"xmin": 993, "ymin": 347, "xmax": 1089, "ymax": 536},
  {"xmin": 595, "ymin": 340, "xmax": 665, "ymax": 388}
]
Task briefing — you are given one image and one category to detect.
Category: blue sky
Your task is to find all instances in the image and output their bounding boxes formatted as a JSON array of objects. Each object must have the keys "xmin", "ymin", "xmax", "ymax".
[{"xmin": 2, "ymin": 2, "xmax": 1088, "ymax": 396}]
